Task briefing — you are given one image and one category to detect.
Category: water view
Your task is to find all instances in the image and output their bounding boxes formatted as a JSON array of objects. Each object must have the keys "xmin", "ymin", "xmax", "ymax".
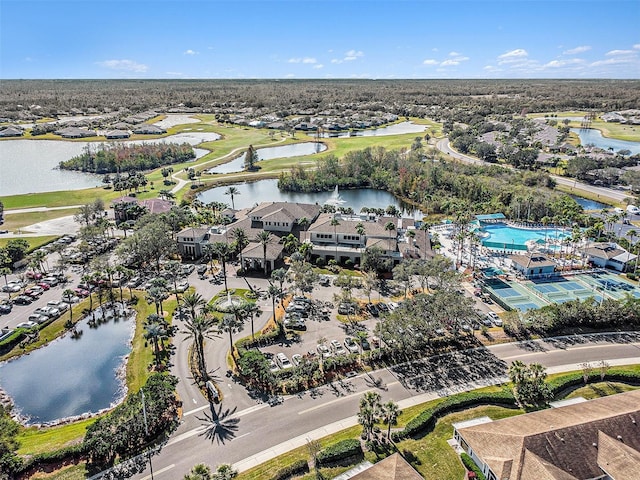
[
  {"xmin": 480, "ymin": 223, "xmax": 570, "ymax": 250},
  {"xmin": 571, "ymin": 128, "xmax": 640, "ymax": 155},
  {"xmin": 208, "ymin": 142, "xmax": 327, "ymax": 174},
  {"xmin": 198, "ymin": 178, "xmax": 419, "ymax": 217},
  {"xmin": 0, "ymin": 132, "xmax": 220, "ymax": 196},
  {"xmin": 321, "ymin": 121, "xmax": 426, "ymax": 138},
  {"xmin": 0, "ymin": 308, "xmax": 134, "ymax": 425},
  {"xmin": 569, "ymin": 194, "xmax": 609, "ymax": 210}
]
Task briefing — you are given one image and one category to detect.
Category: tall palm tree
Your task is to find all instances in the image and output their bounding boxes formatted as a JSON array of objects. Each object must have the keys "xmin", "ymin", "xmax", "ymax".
[
  {"xmin": 144, "ymin": 321, "xmax": 168, "ymax": 367},
  {"xmin": 181, "ymin": 291, "xmax": 206, "ymax": 320},
  {"xmin": 63, "ymin": 288, "xmax": 75, "ymax": 324},
  {"xmin": 147, "ymin": 286, "xmax": 167, "ymax": 316},
  {"xmin": 219, "ymin": 312, "xmax": 245, "ymax": 365},
  {"xmin": 243, "ymin": 302, "xmax": 263, "ymax": 343},
  {"xmin": 384, "ymin": 221, "xmax": 396, "ymax": 253},
  {"xmin": 255, "ymin": 231, "xmax": 273, "ymax": 276},
  {"xmin": 182, "ymin": 314, "xmax": 219, "ymax": 381},
  {"xmin": 224, "ymin": 186, "xmax": 240, "ymax": 210},
  {"xmin": 358, "ymin": 391, "xmax": 381, "ymax": 440},
  {"xmin": 81, "ymin": 273, "xmax": 96, "ymax": 321},
  {"xmin": 212, "ymin": 242, "xmax": 232, "ymax": 292},
  {"xmin": 232, "ymin": 228, "xmax": 249, "ymax": 272},
  {"xmin": 380, "ymin": 401, "xmax": 401, "ymax": 440},
  {"xmin": 267, "ymin": 283, "xmax": 283, "ymax": 326}
]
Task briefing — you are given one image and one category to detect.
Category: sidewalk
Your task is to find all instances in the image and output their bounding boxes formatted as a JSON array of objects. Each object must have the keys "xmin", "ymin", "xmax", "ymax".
[{"xmin": 233, "ymin": 357, "xmax": 640, "ymax": 473}]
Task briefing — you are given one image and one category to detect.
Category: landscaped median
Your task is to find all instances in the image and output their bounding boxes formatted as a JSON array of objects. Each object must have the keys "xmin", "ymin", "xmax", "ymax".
[{"xmin": 235, "ymin": 364, "xmax": 640, "ymax": 480}]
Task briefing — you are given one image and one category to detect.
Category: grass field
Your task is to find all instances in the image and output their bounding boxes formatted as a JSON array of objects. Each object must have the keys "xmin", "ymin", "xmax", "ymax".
[
  {"xmin": 0, "ymin": 209, "xmax": 78, "ymax": 231},
  {"xmin": 0, "ymin": 235, "xmax": 59, "ymax": 251}
]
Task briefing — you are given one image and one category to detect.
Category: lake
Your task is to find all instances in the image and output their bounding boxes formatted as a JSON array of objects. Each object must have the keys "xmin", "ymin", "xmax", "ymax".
[
  {"xmin": 198, "ymin": 178, "xmax": 420, "ymax": 217},
  {"xmin": 208, "ymin": 142, "xmax": 327, "ymax": 174},
  {"xmin": 321, "ymin": 121, "xmax": 426, "ymax": 138},
  {"xmin": 571, "ymin": 128, "xmax": 640, "ymax": 155},
  {"xmin": 0, "ymin": 132, "xmax": 220, "ymax": 196},
  {"xmin": 0, "ymin": 306, "xmax": 134, "ymax": 425}
]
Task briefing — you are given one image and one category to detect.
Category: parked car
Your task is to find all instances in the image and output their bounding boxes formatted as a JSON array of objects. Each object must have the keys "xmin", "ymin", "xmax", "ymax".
[
  {"xmin": 376, "ymin": 302, "xmax": 389, "ymax": 313},
  {"xmin": 330, "ymin": 339, "xmax": 347, "ymax": 355},
  {"xmin": 16, "ymin": 321, "xmax": 37, "ymax": 329},
  {"xmin": 26, "ymin": 271, "xmax": 43, "ymax": 280},
  {"xmin": 344, "ymin": 336, "xmax": 359, "ymax": 353},
  {"xmin": 319, "ymin": 275, "xmax": 331, "ymax": 287},
  {"xmin": 126, "ymin": 277, "xmax": 142, "ymax": 288},
  {"xmin": 1, "ymin": 283, "xmax": 20, "ymax": 293},
  {"xmin": 291, "ymin": 354, "xmax": 303, "ymax": 366},
  {"xmin": 174, "ymin": 281, "xmax": 189, "ymax": 293},
  {"xmin": 268, "ymin": 359, "xmax": 280, "ymax": 372},
  {"xmin": 34, "ymin": 306, "xmax": 61, "ymax": 319},
  {"xmin": 0, "ymin": 301, "xmax": 12, "ymax": 314},
  {"xmin": 276, "ymin": 352, "xmax": 293, "ymax": 369},
  {"xmin": 283, "ymin": 314, "xmax": 306, "ymax": 330},
  {"xmin": 13, "ymin": 295, "xmax": 33, "ymax": 305},
  {"xmin": 338, "ymin": 303, "xmax": 356, "ymax": 315},
  {"xmin": 74, "ymin": 288, "xmax": 90, "ymax": 298},
  {"xmin": 29, "ymin": 313, "xmax": 49, "ymax": 324},
  {"xmin": 41, "ymin": 276, "xmax": 59, "ymax": 287},
  {"xmin": 25, "ymin": 286, "xmax": 44, "ymax": 296},
  {"xmin": 358, "ymin": 336, "xmax": 371, "ymax": 350},
  {"xmin": 366, "ymin": 303, "xmax": 379, "ymax": 317},
  {"xmin": 197, "ymin": 265, "xmax": 208, "ymax": 275},
  {"xmin": 317, "ymin": 344, "xmax": 332, "ymax": 358},
  {"xmin": 47, "ymin": 300, "xmax": 68, "ymax": 312},
  {"xmin": 36, "ymin": 282, "xmax": 51, "ymax": 290}
]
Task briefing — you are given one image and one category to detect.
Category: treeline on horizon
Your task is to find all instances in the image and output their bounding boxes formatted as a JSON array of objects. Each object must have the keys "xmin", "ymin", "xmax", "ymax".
[
  {"xmin": 59, "ymin": 142, "xmax": 195, "ymax": 173},
  {"xmin": 278, "ymin": 146, "xmax": 585, "ymax": 223},
  {"xmin": 2, "ymin": 79, "xmax": 639, "ymax": 118}
]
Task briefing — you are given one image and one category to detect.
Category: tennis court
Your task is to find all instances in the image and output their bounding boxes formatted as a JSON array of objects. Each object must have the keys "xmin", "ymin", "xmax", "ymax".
[{"xmin": 482, "ymin": 278, "xmax": 547, "ymax": 312}]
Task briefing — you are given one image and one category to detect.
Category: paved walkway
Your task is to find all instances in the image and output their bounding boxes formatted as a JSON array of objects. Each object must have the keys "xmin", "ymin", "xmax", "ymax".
[{"xmin": 232, "ymin": 356, "xmax": 640, "ymax": 473}]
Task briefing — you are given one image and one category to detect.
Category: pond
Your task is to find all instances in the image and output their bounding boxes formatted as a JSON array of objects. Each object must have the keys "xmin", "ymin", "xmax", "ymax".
[
  {"xmin": 0, "ymin": 132, "xmax": 219, "ymax": 196},
  {"xmin": 569, "ymin": 194, "xmax": 609, "ymax": 210},
  {"xmin": 571, "ymin": 128, "xmax": 640, "ymax": 155},
  {"xmin": 0, "ymin": 306, "xmax": 134, "ymax": 425},
  {"xmin": 208, "ymin": 142, "xmax": 327, "ymax": 174},
  {"xmin": 321, "ymin": 121, "xmax": 426, "ymax": 138},
  {"xmin": 198, "ymin": 178, "xmax": 420, "ymax": 217}
]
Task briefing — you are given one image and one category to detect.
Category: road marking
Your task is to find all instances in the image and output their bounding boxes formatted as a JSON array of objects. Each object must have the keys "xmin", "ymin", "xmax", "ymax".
[
  {"xmin": 167, "ymin": 425, "xmax": 208, "ymax": 445},
  {"xmin": 184, "ymin": 404, "xmax": 209, "ymax": 416},
  {"xmin": 232, "ymin": 432, "xmax": 252, "ymax": 441},
  {"xmin": 140, "ymin": 464, "xmax": 175, "ymax": 480},
  {"xmin": 192, "ymin": 398, "xmax": 197, "ymax": 404}
]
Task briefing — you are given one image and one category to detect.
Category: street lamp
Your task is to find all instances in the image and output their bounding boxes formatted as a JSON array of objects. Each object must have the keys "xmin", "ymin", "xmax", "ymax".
[{"xmin": 141, "ymin": 389, "xmax": 155, "ymax": 480}]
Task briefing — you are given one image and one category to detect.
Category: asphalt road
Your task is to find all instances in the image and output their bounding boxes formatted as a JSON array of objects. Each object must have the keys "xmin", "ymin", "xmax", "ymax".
[{"xmin": 129, "ymin": 332, "xmax": 640, "ymax": 479}]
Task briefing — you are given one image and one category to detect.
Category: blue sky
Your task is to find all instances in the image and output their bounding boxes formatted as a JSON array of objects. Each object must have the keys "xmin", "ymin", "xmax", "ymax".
[{"xmin": 1, "ymin": 0, "xmax": 638, "ymax": 79}]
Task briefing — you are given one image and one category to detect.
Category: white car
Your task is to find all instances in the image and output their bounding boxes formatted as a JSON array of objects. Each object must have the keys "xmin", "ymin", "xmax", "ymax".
[
  {"xmin": 291, "ymin": 353, "xmax": 303, "ymax": 366},
  {"xmin": 34, "ymin": 306, "xmax": 61, "ymax": 318},
  {"xmin": 1, "ymin": 283, "xmax": 20, "ymax": 293},
  {"xmin": 28, "ymin": 313, "xmax": 49, "ymax": 324},
  {"xmin": 16, "ymin": 321, "xmax": 37, "ymax": 329},
  {"xmin": 276, "ymin": 352, "xmax": 293, "ymax": 369},
  {"xmin": 317, "ymin": 344, "xmax": 332, "ymax": 358},
  {"xmin": 330, "ymin": 339, "xmax": 347, "ymax": 355},
  {"xmin": 268, "ymin": 360, "xmax": 280, "ymax": 372},
  {"xmin": 47, "ymin": 300, "xmax": 69, "ymax": 312},
  {"xmin": 344, "ymin": 337, "xmax": 359, "ymax": 353}
]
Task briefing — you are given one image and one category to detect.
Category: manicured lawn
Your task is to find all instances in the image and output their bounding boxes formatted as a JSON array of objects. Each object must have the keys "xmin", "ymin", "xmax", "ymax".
[
  {"xmin": 29, "ymin": 463, "xmax": 88, "ymax": 479},
  {"xmin": 0, "ymin": 235, "xmax": 59, "ymax": 252},
  {"xmin": 17, "ymin": 418, "xmax": 93, "ymax": 455},
  {"xmin": 0, "ymin": 209, "xmax": 79, "ymax": 231},
  {"xmin": 564, "ymin": 381, "xmax": 638, "ymax": 400},
  {"xmin": 585, "ymin": 120, "xmax": 640, "ymax": 142}
]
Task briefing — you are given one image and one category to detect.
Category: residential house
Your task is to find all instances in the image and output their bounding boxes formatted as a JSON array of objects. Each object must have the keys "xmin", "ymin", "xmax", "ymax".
[
  {"xmin": 585, "ymin": 243, "xmax": 637, "ymax": 272},
  {"xmin": 132, "ymin": 124, "xmax": 166, "ymax": 135},
  {"xmin": 453, "ymin": 390, "xmax": 640, "ymax": 480},
  {"xmin": 54, "ymin": 126, "xmax": 97, "ymax": 138},
  {"xmin": 105, "ymin": 129, "xmax": 131, "ymax": 139},
  {"xmin": 112, "ymin": 196, "xmax": 172, "ymax": 224},
  {"xmin": 346, "ymin": 452, "xmax": 422, "ymax": 479},
  {"xmin": 176, "ymin": 228, "xmax": 209, "ymax": 260},
  {"xmin": 0, "ymin": 126, "xmax": 24, "ymax": 137}
]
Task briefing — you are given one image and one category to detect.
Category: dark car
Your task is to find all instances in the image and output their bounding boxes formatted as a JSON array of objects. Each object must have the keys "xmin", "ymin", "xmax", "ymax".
[
  {"xmin": 0, "ymin": 302, "xmax": 12, "ymax": 314},
  {"xmin": 366, "ymin": 303, "xmax": 379, "ymax": 317},
  {"xmin": 13, "ymin": 295, "xmax": 33, "ymax": 305}
]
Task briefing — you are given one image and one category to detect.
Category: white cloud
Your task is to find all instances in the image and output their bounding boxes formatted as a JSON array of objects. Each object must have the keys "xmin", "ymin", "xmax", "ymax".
[
  {"xmin": 563, "ymin": 45, "xmax": 591, "ymax": 55},
  {"xmin": 285, "ymin": 73, "xmax": 295, "ymax": 78},
  {"xmin": 344, "ymin": 49, "xmax": 364, "ymax": 61},
  {"xmin": 288, "ymin": 57, "xmax": 317, "ymax": 64},
  {"xmin": 184, "ymin": 49, "xmax": 198, "ymax": 55},
  {"xmin": 441, "ymin": 59, "xmax": 460, "ymax": 66},
  {"xmin": 543, "ymin": 59, "xmax": 585, "ymax": 68},
  {"xmin": 498, "ymin": 49, "xmax": 528, "ymax": 64},
  {"xmin": 97, "ymin": 59, "xmax": 148, "ymax": 73},
  {"xmin": 165, "ymin": 71, "xmax": 183, "ymax": 76},
  {"xmin": 448, "ymin": 51, "xmax": 461, "ymax": 57},
  {"xmin": 634, "ymin": 44, "xmax": 640, "ymax": 50},
  {"xmin": 312, "ymin": 64, "xmax": 324, "ymax": 69},
  {"xmin": 423, "ymin": 59, "xmax": 438, "ymax": 65},
  {"xmin": 606, "ymin": 49, "xmax": 634, "ymax": 56},
  {"xmin": 590, "ymin": 56, "xmax": 637, "ymax": 67}
]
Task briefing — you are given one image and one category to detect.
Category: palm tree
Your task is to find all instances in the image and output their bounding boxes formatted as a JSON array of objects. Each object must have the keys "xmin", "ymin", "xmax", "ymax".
[
  {"xmin": 380, "ymin": 401, "xmax": 401, "ymax": 440},
  {"xmin": 384, "ymin": 221, "xmax": 396, "ymax": 253},
  {"xmin": 232, "ymin": 228, "xmax": 249, "ymax": 272},
  {"xmin": 282, "ymin": 233, "xmax": 300, "ymax": 255},
  {"xmin": 164, "ymin": 260, "xmax": 183, "ymax": 302},
  {"xmin": 255, "ymin": 231, "xmax": 273, "ymax": 276},
  {"xmin": 358, "ymin": 391, "xmax": 381, "ymax": 441},
  {"xmin": 147, "ymin": 286, "xmax": 167, "ymax": 316},
  {"xmin": 144, "ymin": 321, "xmax": 168, "ymax": 367},
  {"xmin": 224, "ymin": 186, "xmax": 240, "ymax": 210},
  {"xmin": 63, "ymin": 288, "xmax": 75, "ymax": 324},
  {"xmin": 212, "ymin": 242, "xmax": 232, "ymax": 292},
  {"xmin": 244, "ymin": 302, "xmax": 263, "ymax": 343},
  {"xmin": 183, "ymin": 314, "xmax": 219, "ymax": 381},
  {"xmin": 184, "ymin": 463, "xmax": 213, "ymax": 480},
  {"xmin": 219, "ymin": 312, "xmax": 245, "ymax": 365},
  {"xmin": 81, "ymin": 273, "xmax": 96, "ymax": 321},
  {"xmin": 298, "ymin": 217, "xmax": 310, "ymax": 232},
  {"xmin": 182, "ymin": 291, "xmax": 206, "ymax": 320},
  {"xmin": 267, "ymin": 283, "xmax": 283, "ymax": 327}
]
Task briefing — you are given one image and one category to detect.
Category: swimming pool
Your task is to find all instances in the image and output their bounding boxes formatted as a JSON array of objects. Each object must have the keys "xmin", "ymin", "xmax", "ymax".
[{"xmin": 480, "ymin": 223, "xmax": 569, "ymax": 250}]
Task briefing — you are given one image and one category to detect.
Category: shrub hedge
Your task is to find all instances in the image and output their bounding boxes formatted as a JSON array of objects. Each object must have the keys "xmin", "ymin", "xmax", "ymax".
[
  {"xmin": 461, "ymin": 453, "xmax": 487, "ymax": 480},
  {"xmin": 397, "ymin": 390, "xmax": 517, "ymax": 440},
  {"xmin": 14, "ymin": 444, "xmax": 87, "ymax": 476},
  {"xmin": 316, "ymin": 438, "xmax": 363, "ymax": 466},
  {"xmin": 271, "ymin": 459, "xmax": 309, "ymax": 480}
]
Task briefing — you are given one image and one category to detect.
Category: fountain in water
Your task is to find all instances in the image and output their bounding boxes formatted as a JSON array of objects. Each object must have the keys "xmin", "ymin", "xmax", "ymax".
[
  {"xmin": 324, "ymin": 185, "xmax": 346, "ymax": 206},
  {"xmin": 212, "ymin": 290, "xmax": 247, "ymax": 313}
]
